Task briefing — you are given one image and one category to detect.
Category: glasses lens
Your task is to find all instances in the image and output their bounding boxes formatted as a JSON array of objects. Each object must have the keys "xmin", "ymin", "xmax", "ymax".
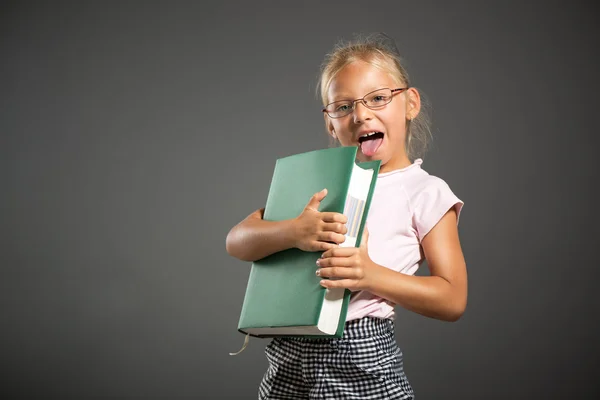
[
  {"xmin": 325, "ymin": 88, "xmax": 394, "ymax": 118},
  {"xmin": 364, "ymin": 89, "xmax": 392, "ymax": 108},
  {"xmin": 327, "ymin": 101, "xmax": 353, "ymax": 118}
]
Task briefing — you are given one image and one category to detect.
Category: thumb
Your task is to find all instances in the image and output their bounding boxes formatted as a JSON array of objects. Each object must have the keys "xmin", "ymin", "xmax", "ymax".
[
  {"xmin": 306, "ymin": 188, "xmax": 327, "ymax": 211},
  {"xmin": 360, "ymin": 226, "xmax": 369, "ymax": 248}
]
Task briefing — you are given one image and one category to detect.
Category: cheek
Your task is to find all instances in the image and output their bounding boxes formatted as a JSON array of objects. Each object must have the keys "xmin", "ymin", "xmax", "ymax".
[
  {"xmin": 387, "ymin": 97, "xmax": 407, "ymax": 119},
  {"xmin": 382, "ymin": 107, "xmax": 408, "ymax": 132},
  {"xmin": 331, "ymin": 122, "xmax": 353, "ymax": 143}
]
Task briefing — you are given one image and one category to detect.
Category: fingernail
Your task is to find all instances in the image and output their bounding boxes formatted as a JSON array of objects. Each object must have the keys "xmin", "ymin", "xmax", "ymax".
[
  {"xmin": 315, "ymin": 269, "xmax": 321, "ymax": 276},
  {"xmin": 316, "ymin": 259, "xmax": 320, "ymax": 266}
]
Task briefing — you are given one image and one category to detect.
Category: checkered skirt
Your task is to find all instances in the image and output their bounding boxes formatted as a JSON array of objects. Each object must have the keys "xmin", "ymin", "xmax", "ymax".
[{"xmin": 258, "ymin": 317, "xmax": 414, "ymax": 399}]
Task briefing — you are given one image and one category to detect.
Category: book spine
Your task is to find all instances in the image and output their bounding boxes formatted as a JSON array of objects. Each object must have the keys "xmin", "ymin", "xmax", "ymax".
[
  {"xmin": 354, "ymin": 161, "xmax": 380, "ymax": 247},
  {"xmin": 341, "ymin": 163, "xmax": 374, "ymax": 248}
]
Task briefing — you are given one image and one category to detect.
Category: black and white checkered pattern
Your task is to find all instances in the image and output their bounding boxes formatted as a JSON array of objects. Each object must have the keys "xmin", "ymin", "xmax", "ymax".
[{"xmin": 258, "ymin": 317, "xmax": 414, "ymax": 399}]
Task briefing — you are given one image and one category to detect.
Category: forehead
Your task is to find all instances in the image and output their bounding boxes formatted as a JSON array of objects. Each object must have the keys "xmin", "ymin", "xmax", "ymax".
[{"xmin": 328, "ymin": 60, "xmax": 397, "ymax": 100}]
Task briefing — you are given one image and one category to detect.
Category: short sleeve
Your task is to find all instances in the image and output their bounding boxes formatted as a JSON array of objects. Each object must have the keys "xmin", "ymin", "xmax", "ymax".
[{"xmin": 412, "ymin": 177, "xmax": 464, "ymax": 241}]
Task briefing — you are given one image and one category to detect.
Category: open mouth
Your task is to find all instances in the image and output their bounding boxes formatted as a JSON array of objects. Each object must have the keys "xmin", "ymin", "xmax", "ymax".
[{"xmin": 358, "ymin": 132, "xmax": 384, "ymax": 157}]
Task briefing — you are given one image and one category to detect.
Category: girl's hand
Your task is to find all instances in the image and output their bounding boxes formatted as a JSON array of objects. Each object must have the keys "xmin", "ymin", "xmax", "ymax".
[
  {"xmin": 293, "ymin": 189, "xmax": 348, "ymax": 252},
  {"xmin": 316, "ymin": 227, "xmax": 375, "ymax": 291}
]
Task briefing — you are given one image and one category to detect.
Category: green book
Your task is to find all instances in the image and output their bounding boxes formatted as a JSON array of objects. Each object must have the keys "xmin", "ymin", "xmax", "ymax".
[{"xmin": 236, "ymin": 146, "xmax": 380, "ymax": 338}]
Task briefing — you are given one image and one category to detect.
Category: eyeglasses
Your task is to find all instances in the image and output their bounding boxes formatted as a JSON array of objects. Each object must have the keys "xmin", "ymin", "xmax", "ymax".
[{"xmin": 322, "ymin": 87, "xmax": 408, "ymax": 118}]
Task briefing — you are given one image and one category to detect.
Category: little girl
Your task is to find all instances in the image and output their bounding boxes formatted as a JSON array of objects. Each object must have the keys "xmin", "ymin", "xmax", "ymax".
[{"xmin": 226, "ymin": 33, "xmax": 467, "ymax": 400}]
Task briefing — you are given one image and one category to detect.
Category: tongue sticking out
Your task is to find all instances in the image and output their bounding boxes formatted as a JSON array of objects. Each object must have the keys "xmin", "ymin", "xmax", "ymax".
[{"xmin": 360, "ymin": 137, "xmax": 383, "ymax": 157}]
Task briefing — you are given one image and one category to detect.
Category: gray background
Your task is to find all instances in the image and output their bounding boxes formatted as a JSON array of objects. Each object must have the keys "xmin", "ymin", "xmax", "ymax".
[{"xmin": 1, "ymin": 1, "xmax": 598, "ymax": 399}]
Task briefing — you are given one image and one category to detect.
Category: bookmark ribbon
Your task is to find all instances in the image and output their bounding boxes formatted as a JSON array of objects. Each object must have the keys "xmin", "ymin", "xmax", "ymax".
[{"xmin": 229, "ymin": 333, "xmax": 250, "ymax": 356}]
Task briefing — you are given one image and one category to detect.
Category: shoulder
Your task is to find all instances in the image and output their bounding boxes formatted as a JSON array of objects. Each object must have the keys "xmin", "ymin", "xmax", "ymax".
[
  {"xmin": 376, "ymin": 159, "xmax": 463, "ymax": 214},
  {"xmin": 403, "ymin": 161, "xmax": 464, "ymax": 240},
  {"xmin": 412, "ymin": 174, "xmax": 455, "ymax": 201},
  {"xmin": 401, "ymin": 162, "xmax": 457, "ymax": 204}
]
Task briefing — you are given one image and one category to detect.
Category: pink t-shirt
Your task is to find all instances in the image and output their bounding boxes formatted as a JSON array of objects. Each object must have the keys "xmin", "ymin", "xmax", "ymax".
[{"xmin": 345, "ymin": 158, "xmax": 464, "ymax": 321}]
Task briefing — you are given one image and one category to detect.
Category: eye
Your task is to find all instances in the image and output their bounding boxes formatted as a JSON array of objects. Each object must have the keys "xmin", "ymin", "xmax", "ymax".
[
  {"xmin": 371, "ymin": 95, "xmax": 388, "ymax": 103},
  {"xmin": 335, "ymin": 103, "xmax": 351, "ymax": 112}
]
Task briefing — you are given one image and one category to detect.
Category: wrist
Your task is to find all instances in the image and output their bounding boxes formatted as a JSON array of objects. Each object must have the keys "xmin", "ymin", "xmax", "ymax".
[
  {"xmin": 363, "ymin": 260, "xmax": 385, "ymax": 292},
  {"xmin": 283, "ymin": 218, "xmax": 300, "ymax": 249}
]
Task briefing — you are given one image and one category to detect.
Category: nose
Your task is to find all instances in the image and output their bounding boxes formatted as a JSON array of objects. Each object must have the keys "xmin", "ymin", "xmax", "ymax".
[{"xmin": 352, "ymin": 100, "xmax": 373, "ymax": 124}]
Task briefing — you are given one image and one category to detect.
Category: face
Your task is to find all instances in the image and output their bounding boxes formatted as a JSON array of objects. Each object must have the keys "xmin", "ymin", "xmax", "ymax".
[{"xmin": 325, "ymin": 60, "xmax": 420, "ymax": 173}]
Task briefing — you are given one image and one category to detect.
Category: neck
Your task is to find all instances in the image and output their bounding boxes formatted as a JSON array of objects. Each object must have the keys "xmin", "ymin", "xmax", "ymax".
[{"xmin": 378, "ymin": 155, "xmax": 413, "ymax": 174}]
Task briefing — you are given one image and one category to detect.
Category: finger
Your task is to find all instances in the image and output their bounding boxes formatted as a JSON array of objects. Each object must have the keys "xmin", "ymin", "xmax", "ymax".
[
  {"xmin": 321, "ymin": 212, "xmax": 348, "ymax": 224},
  {"xmin": 322, "ymin": 222, "xmax": 347, "ymax": 235},
  {"xmin": 320, "ymin": 278, "xmax": 357, "ymax": 290},
  {"xmin": 316, "ymin": 266, "xmax": 360, "ymax": 279},
  {"xmin": 309, "ymin": 241, "xmax": 338, "ymax": 252},
  {"xmin": 316, "ymin": 257, "xmax": 355, "ymax": 269},
  {"xmin": 305, "ymin": 189, "xmax": 327, "ymax": 211},
  {"xmin": 360, "ymin": 226, "xmax": 369, "ymax": 248},
  {"xmin": 317, "ymin": 231, "xmax": 346, "ymax": 245},
  {"xmin": 321, "ymin": 247, "xmax": 357, "ymax": 259}
]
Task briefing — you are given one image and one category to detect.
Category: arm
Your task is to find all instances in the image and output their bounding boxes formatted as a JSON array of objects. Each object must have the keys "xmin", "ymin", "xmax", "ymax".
[
  {"xmin": 318, "ymin": 208, "xmax": 468, "ymax": 322},
  {"xmin": 225, "ymin": 208, "xmax": 297, "ymax": 262},
  {"xmin": 365, "ymin": 208, "xmax": 467, "ymax": 321},
  {"xmin": 226, "ymin": 189, "xmax": 349, "ymax": 262}
]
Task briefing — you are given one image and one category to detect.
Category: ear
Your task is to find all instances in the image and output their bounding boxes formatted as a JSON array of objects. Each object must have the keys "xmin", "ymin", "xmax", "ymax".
[
  {"xmin": 406, "ymin": 87, "xmax": 421, "ymax": 120},
  {"xmin": 324, "ymin": 113, "xmax": 337, "ymax": 139}
]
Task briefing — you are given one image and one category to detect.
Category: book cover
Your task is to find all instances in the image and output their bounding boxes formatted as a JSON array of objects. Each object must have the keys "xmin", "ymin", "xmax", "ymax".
[{"xmin": 236, "ymin": 146, "xmax": 380, "ymax": 338}]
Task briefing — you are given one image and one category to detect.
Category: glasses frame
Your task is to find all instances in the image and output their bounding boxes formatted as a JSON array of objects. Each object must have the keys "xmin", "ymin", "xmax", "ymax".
[{"xmin": 322, "ymin": 87, "xmax": 409, "ymax": 118}]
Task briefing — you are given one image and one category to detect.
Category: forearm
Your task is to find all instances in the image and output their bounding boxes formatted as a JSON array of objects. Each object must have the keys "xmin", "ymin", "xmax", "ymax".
[
  {"xmin": 365, "ymin": 262, "xmax": 467, "ymax": 322},
  {"xmin": 226, "ymin": 217, "xmax": 297, "ymax": 262}
]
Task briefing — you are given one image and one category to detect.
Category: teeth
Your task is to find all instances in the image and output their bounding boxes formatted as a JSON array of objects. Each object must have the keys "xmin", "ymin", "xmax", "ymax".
[{"xmin": 360, "ymin": 132, "xmax": 378, "ymax": 138}]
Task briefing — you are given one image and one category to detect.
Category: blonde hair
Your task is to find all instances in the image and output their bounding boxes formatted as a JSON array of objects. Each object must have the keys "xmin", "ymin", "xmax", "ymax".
[{"xmin": 317, "ymin": 33, "xmax": 431, "ymax": 161}]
